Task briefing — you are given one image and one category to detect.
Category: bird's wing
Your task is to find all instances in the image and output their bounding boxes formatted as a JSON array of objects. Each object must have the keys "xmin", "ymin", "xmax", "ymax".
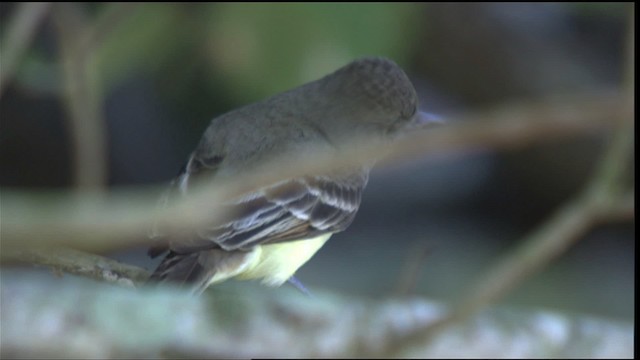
[
  {"xmin": 198, "ymin": 171, "xmax": 368, "ymax": 251},
  {"xmin": 149, "ymin": 150, "xmax": 368, "ymax": 257},
  {"xmin": 147, "ymin": 152, "xmax": 224, "ymax": 257}
]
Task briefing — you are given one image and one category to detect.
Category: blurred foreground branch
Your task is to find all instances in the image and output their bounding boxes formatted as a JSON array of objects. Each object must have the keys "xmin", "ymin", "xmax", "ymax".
[
  {"xmin": 0, "ymin": 86, "xmax": 632, "ymax": 360},
  {"xmin": 2, "ymin": 91, "xmax": 628, "ymax": 255},
  {"xmin": 1, "ymin": 91, "xmax": 632, "ymax": 356},
  {"xmin": 0, "ymin": 273, "xmax": 633, "ymax": 358}
]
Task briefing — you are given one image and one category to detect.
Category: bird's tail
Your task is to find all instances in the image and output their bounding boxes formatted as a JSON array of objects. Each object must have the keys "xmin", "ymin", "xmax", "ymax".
[{"xmin": 147, "ymin": 251, "xmax": 214, "ymax": 295}]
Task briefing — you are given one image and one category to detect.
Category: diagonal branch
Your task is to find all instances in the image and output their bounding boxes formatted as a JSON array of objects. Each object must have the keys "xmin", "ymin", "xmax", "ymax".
[
  {"xmin": 373, "ymin": 8, "xmax": 635, "ymax": 357},
  {"xmin": 3, "ymin": 247, "xmax": 150, "ymax": 286}
]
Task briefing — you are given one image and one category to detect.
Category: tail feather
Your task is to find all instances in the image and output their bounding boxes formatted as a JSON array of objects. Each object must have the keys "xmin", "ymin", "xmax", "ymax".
[{"xmin": 148, "ymin": 251, "xmax": 214, "ymax": 295}]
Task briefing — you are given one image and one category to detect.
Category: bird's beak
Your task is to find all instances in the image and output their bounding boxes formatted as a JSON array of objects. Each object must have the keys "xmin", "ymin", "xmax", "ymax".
[{"xmin": 405, "ymin": 111, "xmax": 444, "ymax": 131}]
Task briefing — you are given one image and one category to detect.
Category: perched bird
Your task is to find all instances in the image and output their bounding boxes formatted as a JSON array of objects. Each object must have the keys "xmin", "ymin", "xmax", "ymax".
[{"xmin": 148, "ymin": 57, "xmax": 438, "ymax": 294}]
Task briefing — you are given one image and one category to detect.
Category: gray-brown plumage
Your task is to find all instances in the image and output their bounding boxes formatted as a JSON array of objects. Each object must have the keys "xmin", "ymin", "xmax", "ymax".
[{"xmin": 148, "ymin": 57, "xmax": 430, "ymax": 294}]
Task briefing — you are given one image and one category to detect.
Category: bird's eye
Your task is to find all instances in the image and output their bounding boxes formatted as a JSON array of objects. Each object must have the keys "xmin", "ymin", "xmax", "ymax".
[
  {"xmin": 190, "ymin": 155, "xmax": 224, "ymax": 173},
  {"xmin": 201, "ymin": 155, "xmax": 224, "ymax": 168},
  {"xmin": 403, "ymin": 106, "xmax": 418, "ymax": 119}
]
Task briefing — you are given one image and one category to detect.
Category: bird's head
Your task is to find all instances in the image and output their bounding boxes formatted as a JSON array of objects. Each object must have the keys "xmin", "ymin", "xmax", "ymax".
[{"xmin": 310, "ymin": 57, "xmax": 438, "ymax": 144}]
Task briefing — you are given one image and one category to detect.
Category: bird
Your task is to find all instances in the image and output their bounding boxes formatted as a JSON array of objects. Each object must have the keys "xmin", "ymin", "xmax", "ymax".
[{"xmin": 147, "ymin": 57, "xmax": 438, "ymax": 295}]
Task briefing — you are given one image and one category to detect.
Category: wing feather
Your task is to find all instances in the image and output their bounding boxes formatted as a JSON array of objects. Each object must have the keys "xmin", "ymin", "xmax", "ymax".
[
  {"xmin": 151, "ymin": 151, "xmax": 368, "ymax": 257},
  {"xmin": 199, "ymin": 170, "xmax": 368, "ymax": 251}
]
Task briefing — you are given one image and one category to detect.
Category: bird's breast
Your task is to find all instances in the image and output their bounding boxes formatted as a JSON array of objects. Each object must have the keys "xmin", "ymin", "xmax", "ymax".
[{"xmin": 235, "ymin": 234, "xmax": 332, "ymax": 286}]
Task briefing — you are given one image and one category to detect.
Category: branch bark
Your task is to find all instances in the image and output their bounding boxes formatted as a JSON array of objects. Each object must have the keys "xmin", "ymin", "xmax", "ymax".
[
  {"xmin": 3, "ymin": 247, "xmax": 149, "ymax": 287},
  {"xmin": 0, "ymin": 273, "xmax": 633, "ymax": 358}
]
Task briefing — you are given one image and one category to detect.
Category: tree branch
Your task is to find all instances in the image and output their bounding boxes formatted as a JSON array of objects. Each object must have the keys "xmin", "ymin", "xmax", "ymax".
[
  {"xmin": 2, "ymin": 91, "xmax": 627, "ymax": 254},
  {"xmin": 0, "ymin": 273, "xmax": 633, "ymax": 358},
  {"xmin": 3, "ymin": 247, "xmax": 150, "ymax": 287},
  {"xmin": 53, "ymin": 3, "xmax": 109, "ymax": 189},
  {"xmin": 372, "ymin": 9, "xmax": 635, "ymax": 356}
]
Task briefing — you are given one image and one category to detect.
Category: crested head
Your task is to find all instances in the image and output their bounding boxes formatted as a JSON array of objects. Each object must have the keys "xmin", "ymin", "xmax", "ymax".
[
  {"xmin": 312, "ymin": 57, "xmax": 420, "ymax": 139},
  {"xmin": 332, "ymin": 57, "xmax": 417, "ymax": 114},
  {"xmin": 195, "ymin": 57, "xmax": 422, "ymax": 171}
]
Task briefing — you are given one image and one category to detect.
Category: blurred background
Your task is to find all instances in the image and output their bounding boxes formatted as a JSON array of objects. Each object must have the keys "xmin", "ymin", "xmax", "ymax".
[{"xmin": 0, "ymin": 3, "xmax": 633, "ymax": 321}]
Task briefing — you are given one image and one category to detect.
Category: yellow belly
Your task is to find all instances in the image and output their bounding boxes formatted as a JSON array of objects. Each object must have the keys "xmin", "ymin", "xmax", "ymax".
[{"xmin": 235, "ymin": 234, "xmax": 332, "ymax": 286}]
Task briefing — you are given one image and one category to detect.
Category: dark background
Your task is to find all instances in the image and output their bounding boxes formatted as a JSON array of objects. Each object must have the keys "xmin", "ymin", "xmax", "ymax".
[{"xmin": 0, "ymin": 3, "xmax": 633, "ymax": 320}]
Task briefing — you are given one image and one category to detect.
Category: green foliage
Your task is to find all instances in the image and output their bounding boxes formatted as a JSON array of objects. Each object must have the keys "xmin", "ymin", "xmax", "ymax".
[
  {"xmin": 20, "ymin": 3, "xmax": 422, "ymax": 119},
  {"xmin": 204, "ymin": 3, "xmax": 422, "ymax": 102},
  {"xmin": 93, "ymin": 4, "xmax": 196, "ymax": 92}
]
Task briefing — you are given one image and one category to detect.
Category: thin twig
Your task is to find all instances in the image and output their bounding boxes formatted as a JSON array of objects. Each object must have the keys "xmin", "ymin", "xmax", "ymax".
[
  {"xmin": 597, "ymin": 191, "xmax": 635, "ymax": 223},
  {"xmin": 53, "ymin": 3, "xmax": 108, "ymax": 190},
  {"xmin": 393, "ymin": 241, "xmax": 432, "ymax": 297},
  {"xmin": 3, "ymin": 247, "xmax": 150, "ymax": 286}
]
